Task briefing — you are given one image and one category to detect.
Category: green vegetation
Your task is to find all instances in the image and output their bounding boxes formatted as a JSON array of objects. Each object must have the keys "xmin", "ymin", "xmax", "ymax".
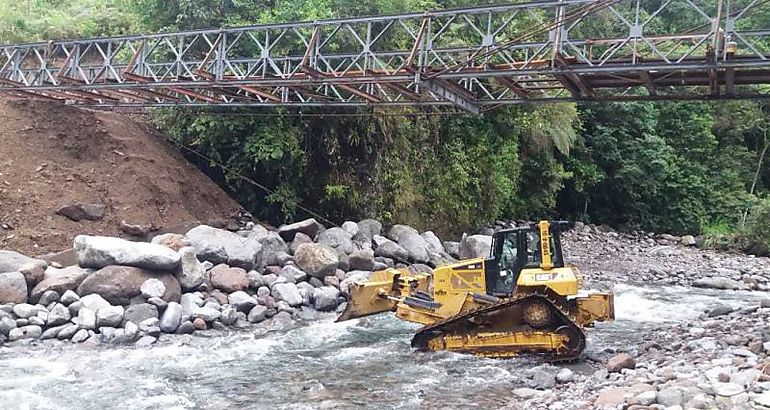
[{"xmin": 1, "ymin": 0, "xmax": 768, "ymax": 254}]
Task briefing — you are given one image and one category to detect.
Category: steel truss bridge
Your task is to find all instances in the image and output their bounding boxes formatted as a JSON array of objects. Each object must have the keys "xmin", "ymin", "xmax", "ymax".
[{"xmin": 1, "ymin": 0, "xmax": 769, "ymax": 113}]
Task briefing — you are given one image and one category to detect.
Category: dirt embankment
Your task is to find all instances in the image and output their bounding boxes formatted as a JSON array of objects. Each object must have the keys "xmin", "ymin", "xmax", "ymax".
[{"xmin": 0, "ymin": 98, "xmax": 242, "ymax": 255}]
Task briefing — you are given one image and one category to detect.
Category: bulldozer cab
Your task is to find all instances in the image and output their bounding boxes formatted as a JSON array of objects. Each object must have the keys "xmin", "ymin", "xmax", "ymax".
[{"xmin": 485, "ymin": 221, "xmax": 568, "ymax": 297}]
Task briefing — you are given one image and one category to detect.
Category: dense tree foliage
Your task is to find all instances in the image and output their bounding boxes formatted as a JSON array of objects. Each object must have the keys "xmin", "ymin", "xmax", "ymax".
[{"xmin": 1, "ymin": 0, "xmax": 768, "ymax": 252}]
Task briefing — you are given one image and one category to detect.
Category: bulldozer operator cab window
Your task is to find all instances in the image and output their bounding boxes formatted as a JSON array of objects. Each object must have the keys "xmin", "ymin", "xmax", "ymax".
[{"xmin": 526, "ymin": 231, "xmax": 541, "ymax": 264}]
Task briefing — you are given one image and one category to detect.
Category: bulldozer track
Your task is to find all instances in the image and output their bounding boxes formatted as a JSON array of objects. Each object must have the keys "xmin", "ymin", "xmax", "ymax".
[{"xmin": 411, "ymin": 292, "xmax": 586, "ymax": 362}]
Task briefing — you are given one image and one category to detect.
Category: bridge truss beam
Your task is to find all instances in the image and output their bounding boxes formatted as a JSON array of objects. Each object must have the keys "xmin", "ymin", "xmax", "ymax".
[{"xmin": 1, "ymin": 0, "xmax": 769, "ymax": 111}]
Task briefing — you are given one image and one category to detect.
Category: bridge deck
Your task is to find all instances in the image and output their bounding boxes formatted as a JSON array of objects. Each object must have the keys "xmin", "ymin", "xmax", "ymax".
[{"xmin": 1, "ymin": 0, "xmax": 769, "ymax": 112}]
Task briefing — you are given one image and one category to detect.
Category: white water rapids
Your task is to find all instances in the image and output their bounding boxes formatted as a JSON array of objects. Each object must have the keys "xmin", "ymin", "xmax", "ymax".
[{"xmin": 0, "ymin": 284, "xmax": 767, "ymax": 410}]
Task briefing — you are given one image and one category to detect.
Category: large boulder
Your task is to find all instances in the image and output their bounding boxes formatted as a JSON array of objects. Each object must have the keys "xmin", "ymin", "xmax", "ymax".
[
  {"xmin": 420, "ymin": 231, "xmax": 444, "ymax": 254},
  {"xmin": 160, "ymin": 302, "xmax": 183, "ymax": 333},
  {"xmin": 74, "ymin": 235, "xmax": 181, "ymax": 271},
  {"xmin": 272, "ymin": 282, "xmax": 303, "ymax": 307},
  {"xmin": 228, "ymin": 291, "xmax": 258, "ymax": 313},
  {"xmin": 372, "ymin": 236, "xmax": 409, "ymax": 262},
  {"xmin": 312, "ymin": 286, "xmax": 340, "ymax": 311},
  {"xmin": 692, "ymin": 277, "xmax": 749, "ymax": 291},
  {"xmin": 176, "ymin": 247, "xmax": 206, "ymax": 291},
  {"xmin": 0, "ymin": 251, "xmax": 47, "ymax": 287},
  {"xmin": 258, "ymin": 231, "xmax": 289, "ymax": 266},
  {"xmin": 0, "ymin": 250, "xmax": 47, "ymax": 274},
  {"xmin": 293, "ymin": 243, "xmax": 339, "ymax": 278},
  {"xmin": 77, "ymin": 266, "xmax": 181, "ymax": 305},
  {"xmin": 317, "ymin": 228, "xmax": 356, "ymax": 255},
  {"xmin": 278, "ymin": 218, "xmax": 321, "ymax": 242},
  {"xmin": 288, "ymin": 233, "xmax": 313, "ymax": 255},
  {"xmin": 56, "ymin": 203, "xmax": 105, "ymax": 222},
  {"xmin": 459, "ymin": 235, "xmax": 493, "ymax": 259},
  {"xmin": 395, "ymin": 233, "xmax": 430, "ymax": 264},
  {"xmin": 349, "ymin": 249, "xmax": 375, "ymax": 271},
  {"xmin": 0, "ymin": 271, "xmax": 27, "ymax": 304},
  {"xmin": 122, "ymin": 303, "xmax": 159, "ymax": 326},
  {"xmin": 30, "ymin": 266, "xmax": 91, "ymax": 303},
  {"xmin": 207, "ymin": 264, "xmax": 249, "ymax": 293},
  {"xmin": 184, "ymin": 225, "xmax": 262, "ymax": 270},
  {"xmin": 357, "ymin": 219, "xmax": 382, "ymax": 239}
]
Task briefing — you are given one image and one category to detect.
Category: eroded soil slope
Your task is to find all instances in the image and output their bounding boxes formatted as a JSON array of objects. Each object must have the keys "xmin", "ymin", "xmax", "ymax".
[{"xmin": 0, "ymin": 98, "xmax": 241, "ymax": 255}]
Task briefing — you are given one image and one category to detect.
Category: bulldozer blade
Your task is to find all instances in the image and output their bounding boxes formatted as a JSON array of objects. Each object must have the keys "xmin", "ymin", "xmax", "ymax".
[{"xmin": 336, "ymin": 270, "xmax": 402, "ymax": 322}]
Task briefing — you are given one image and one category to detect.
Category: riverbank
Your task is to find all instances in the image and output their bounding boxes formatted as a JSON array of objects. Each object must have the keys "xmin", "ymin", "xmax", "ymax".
[{"xmin": 1, "ymin": 219, "xmax": 769, "ymax": 409}]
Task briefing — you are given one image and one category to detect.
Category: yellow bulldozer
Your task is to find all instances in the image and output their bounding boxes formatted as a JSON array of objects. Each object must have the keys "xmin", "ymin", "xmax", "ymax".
[{"xmin": 337, "ymin": 221, "xmax": 614, "ymax": 361}]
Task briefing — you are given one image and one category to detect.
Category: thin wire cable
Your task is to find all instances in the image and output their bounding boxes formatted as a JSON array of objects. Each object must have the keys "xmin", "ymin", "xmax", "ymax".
[{"xmin": 168, "ymin": 138, "xmax": 339, "ymax": 227}]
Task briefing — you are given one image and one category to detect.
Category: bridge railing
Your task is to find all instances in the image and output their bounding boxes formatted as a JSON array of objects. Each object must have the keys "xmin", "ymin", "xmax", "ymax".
[{"xmin": 0, "ymin": 0, "xmax": 769, "ymax": 111}]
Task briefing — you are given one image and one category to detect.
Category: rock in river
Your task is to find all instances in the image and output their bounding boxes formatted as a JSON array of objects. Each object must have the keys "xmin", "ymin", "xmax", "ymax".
[
  {"xmin": 185, "ymin": 225, "xmax": 262, "ymax": 270},
  {"xmin": 0, "ymin": 271, "xmax": 27, "ymax": 304},
  {"xmin": 74, "ymin": 235, "xmax": 180, "ymax": 271},
  {"xmin": 77, "ymin": 266, "xmax": 181, "ymax": 305},
  {"xmin": 293, "ymin": 243, "xmax": 338, "ymax": 278}
]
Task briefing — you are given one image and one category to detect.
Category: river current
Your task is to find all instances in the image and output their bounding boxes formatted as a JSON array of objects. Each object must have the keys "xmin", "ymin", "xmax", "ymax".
[{"xmin": 0, "ymin": 284, "xmax": 767, "ymax": 410}]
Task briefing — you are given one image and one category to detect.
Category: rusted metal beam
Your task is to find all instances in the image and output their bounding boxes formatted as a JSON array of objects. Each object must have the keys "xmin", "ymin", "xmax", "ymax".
[{"xmin": 495, "ymin": 77, "xmax": 531, "ymax": 98}]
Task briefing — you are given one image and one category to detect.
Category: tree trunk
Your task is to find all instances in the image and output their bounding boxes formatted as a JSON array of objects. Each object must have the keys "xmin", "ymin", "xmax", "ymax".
[{"xmin": 743, "ymin": 135, "xmax": 769, "ymax": 226}]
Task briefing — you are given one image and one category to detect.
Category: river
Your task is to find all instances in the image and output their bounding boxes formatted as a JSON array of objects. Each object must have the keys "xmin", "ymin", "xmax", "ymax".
[{"xmin": 0, "ymin": 284, "xmax": 768, "ymax": 410}]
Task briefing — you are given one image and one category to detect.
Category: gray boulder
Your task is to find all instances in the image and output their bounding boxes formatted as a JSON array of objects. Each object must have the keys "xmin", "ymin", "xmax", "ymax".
[
  {"xmin": 357, "ymin": 219, "xmax": 382, "ymax": 239},
  {"xmin": 0, "ymin": 316, "xmax": 16, "ymax": 336},
  {"xmin": 692, "ymin": 277, "xmax": 749, "ymax": 291},
  {"xmin": 259, "ymin": 232, "xmax": 289, "ymax": 266},
  {"xmin": 288, "ymin": 233, "xmax": 313, "ymax": 255},
  {"xmin": 78, "ymin": 308, "xmax": 97, "ymax": 329},
  {"xmin": 387, "ymin": 224, "xmax": 420, "ymax": 242},
  {"xmin": 0, "ymin": 271, "xmax": 27, "ymax": 304},
  {"xmin": 341, "ymin": 221, "xmax": 359, "ymax": 237},
  {"xmin": 56, "ymin": 203, "xmax": 104, "ymax": 222},
  {"xmin": 459, "ymin": 235, "xmax": 493, "ymax": 259},
  {"xmin": 272, "ymin": 283, "xmax": 303, "ymax": 307},
  {"xmin": 60, "ymin": 290, "xmax": 80, "ymax": 305},
  {"xmin": 0, "ymin": 250, "xmax": 47, "ymax": 274},
  {"xmin": 443, "ymin": 241, "xmax": 461, "ymax": 259},
  {"xmin": 39, "ymin": 290, "xmax": 60, "ymax": 306},
  {"xmin": 57, "ymin": 324, "xmax": 80, "ymax": 340},
  {"xmin": 317, "ymin": 228, "xmax": 356, "ymax": 255},
  {"xmin": 77, "ymin": 265, "xmax": 181, "ymax": 305},
  {"xmin": 8, "ymin": 325, "xmax": 42, "ymax": 341},
  {"xmin": 79, "ymin": 293, "xmax": 111, "ymax": 311},
  {"xmin": 140, "ymin": 278, "xmax": 166, "ymax": 299},
  {"xmin": 220, "ymin": 306, "xmax": 237, "ymax": 325},
  {"xmin": 47, "ymin": 303, "xmax": 71, "ymax": 326},
  {"xmin": 294, "ymin": 243, "xmax": 339, "ymax": 278},
  {"xmin": 192, "ymin": 307, "xmax": 221, "ymax": 322},
  {"xmin": 312, "ymin": 286, "xmax": 340, "ymax": 311},
  {"xmin": 159, "ymin": 302, "xmax": 183, "ymax": 333},
  {"xmin": 176, "ymin": 247, "xmax": 206, "ymax": 291},
  {"xmin": 280, "ymin": 265, "xmax": 308, "ymax": 283},
  {"xmin": 278, "ymin": 218, "xmax": 321, "ymax": 242},
  {"xmin": 372, "ymin": 236, "xmax": 409, "ymax": 262},
  {"xmin": 420, "ymin": 231, "xmax": 444, "ymax": 254},
  {"xmin": 96, "ymin": 306, "xmax": 124, "ymax": 328},
  {"xmin": 247, "ymin": 305, "xmax": 268, "ymax": 323},
  {"xmin": 395, "ymin": 234, "xmax": 430, "ymax": 264},
  {"xmin": 12, "ymin": 303, "xmax": 45, "ymax": 318},
  {"xmin": 30, "ymin": 266, "xmax": 91, "ymax": 303},
  {"xmin": 74, "ymin": 235, "xmax": 181, "ymax": 271},
  {"xmin": 228, "ymin": 291, "xmax": 258, "ymax": 313},
  {"xmin": 349, "ymin": 249, "xmax": 375, "ymax": 271},
  {"xmin": 185, "ymin": 225, "xmax": 262, "ymax": 270},
  {"xmin": 71, "ymin": 329, "xmax": 90, "ymax": 343},
  {"xmin": 122, "ymin": 303, "xmax": 159, "ymax": 326}
]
